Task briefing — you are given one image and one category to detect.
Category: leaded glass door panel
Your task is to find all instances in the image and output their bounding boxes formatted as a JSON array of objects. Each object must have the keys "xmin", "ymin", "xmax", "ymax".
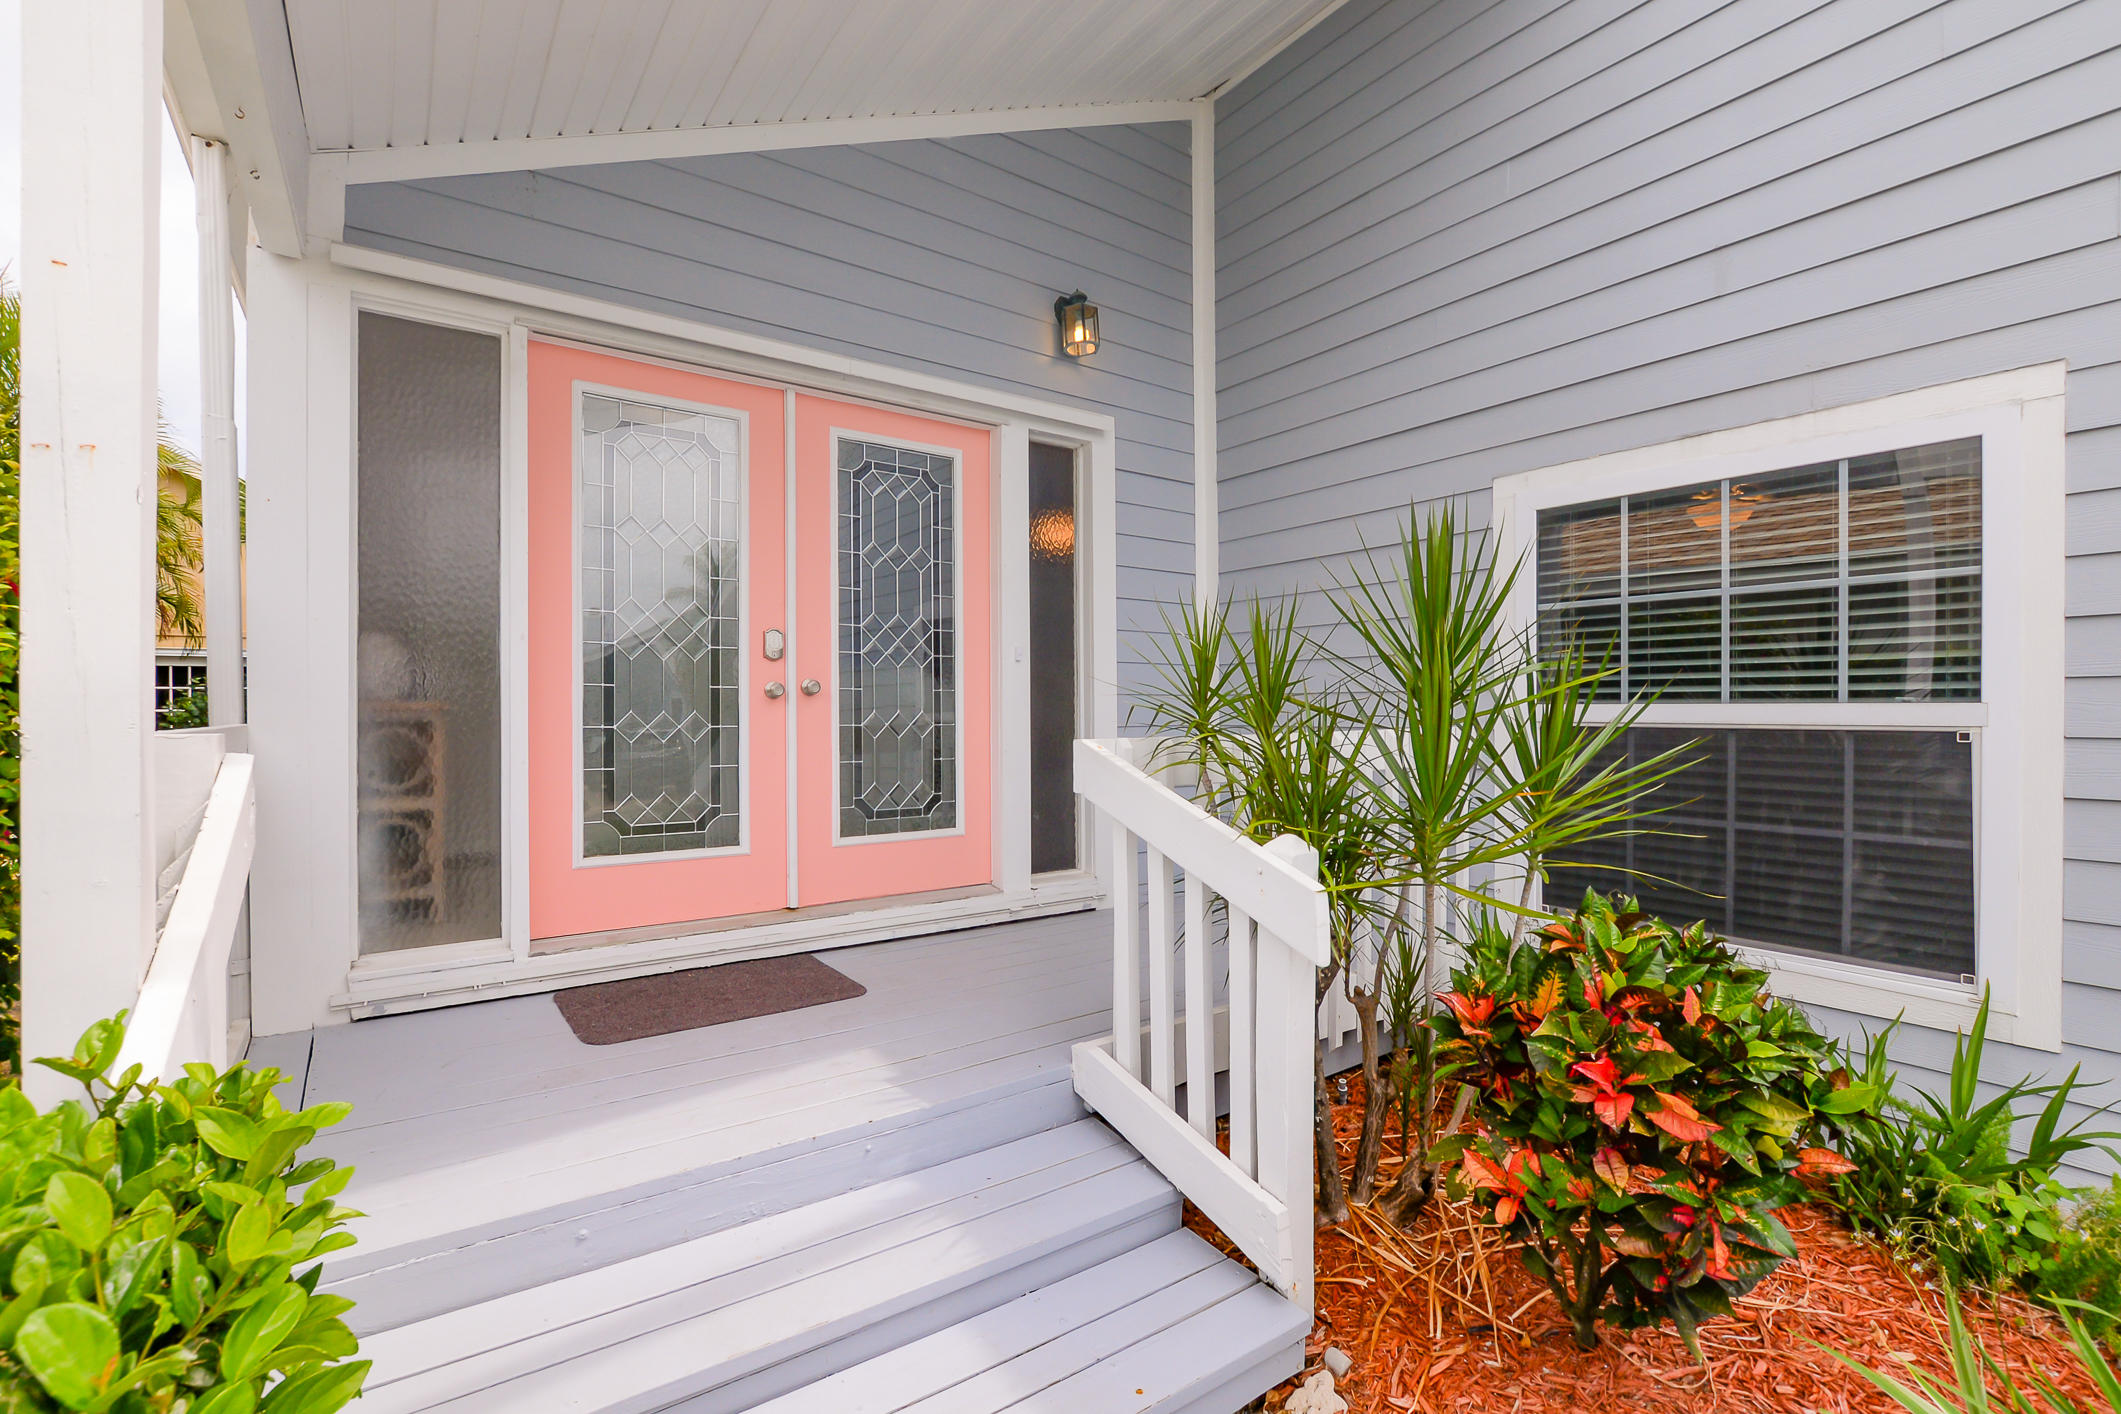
[
  {"xmin": 792, "ymin": 394, "xmax": 993, "ymax": 907},
  {"xmin": 527, "ymin": 341, "xmax": 789, "ymax": 941}
]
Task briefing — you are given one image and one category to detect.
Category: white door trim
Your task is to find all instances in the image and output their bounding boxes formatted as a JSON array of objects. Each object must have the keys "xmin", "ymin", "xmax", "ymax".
[{"xmin": 245, "ymin": 250, "xmax": 1118, "ymax": 1031}]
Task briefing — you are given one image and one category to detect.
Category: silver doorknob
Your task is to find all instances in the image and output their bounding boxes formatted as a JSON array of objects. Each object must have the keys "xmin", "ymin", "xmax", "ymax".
[
  {"xmin": 800, "ymin": 678, "xmax": 822, "ymax": 696},
  {"xmin": 764, "ymin": 681, "xmax": 786, "ymax": 699}
]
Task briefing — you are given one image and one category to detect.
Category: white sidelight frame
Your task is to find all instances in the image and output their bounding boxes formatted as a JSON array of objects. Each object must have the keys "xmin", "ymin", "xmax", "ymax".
[
  {"xmin": 18, "ymin": 0, "xmax": 165, "ymax": 1103},
  {"xmin": 244, "ymin": 246, "xmax": 1121, "ymax": 1033},
  {"xmin": 1491, "ymin": 365, "xmax": 2068, "ymax": 1050}
]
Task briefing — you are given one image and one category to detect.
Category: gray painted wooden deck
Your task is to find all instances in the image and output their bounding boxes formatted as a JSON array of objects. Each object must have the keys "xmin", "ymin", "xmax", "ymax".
[{"xmin": 251, "ymin": 911, "xmax": 1304, "ymax": 1412}]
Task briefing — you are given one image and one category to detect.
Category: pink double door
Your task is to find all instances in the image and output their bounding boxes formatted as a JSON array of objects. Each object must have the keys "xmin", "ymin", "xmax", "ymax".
[{"xmin": 527, "ymin": 341, "xmax": 991, "ymax": 943}]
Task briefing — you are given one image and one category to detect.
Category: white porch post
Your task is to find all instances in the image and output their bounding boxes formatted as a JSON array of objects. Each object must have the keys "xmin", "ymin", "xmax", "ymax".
[
  {"xmin": 19, "ymin": 2, "xmax": 164, "ymax": 1100},
  {"xmin": 194, "ymin": 136, "xmax": 244, "ymax": 726},
  {"xmin": 1191, "ymin": 98, "xmax": 1218, "ymax": 609}
]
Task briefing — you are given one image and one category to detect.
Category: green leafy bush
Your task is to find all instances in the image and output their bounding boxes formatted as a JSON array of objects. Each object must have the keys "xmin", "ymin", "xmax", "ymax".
[
  {"xmin": 1821, "ymin": 998, "xmax": 2120, "ymax": 1295},
  {"xmin": 0, "ymin": 1016, "xmax": 368, "ymax": 1412},
  {"xmin": 1431, "ymin": 890, "xmax": 1874, "ymax": 1353},
  {"xmin": 2040, "ymin": 1178, "xmax": 2121, "ymax": 1355}
]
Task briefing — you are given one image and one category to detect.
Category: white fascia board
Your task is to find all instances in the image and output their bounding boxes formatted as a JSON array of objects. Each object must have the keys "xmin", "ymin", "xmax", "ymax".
[{"xmin": 331, "ymin": 99, "xmax": 1200, "ymax": 185}]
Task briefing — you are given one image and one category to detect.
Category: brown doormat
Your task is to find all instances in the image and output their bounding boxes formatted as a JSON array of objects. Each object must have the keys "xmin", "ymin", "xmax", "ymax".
[{"xmin": 553, "ymin": 954, "xmax": 867, "ymax": 1046}]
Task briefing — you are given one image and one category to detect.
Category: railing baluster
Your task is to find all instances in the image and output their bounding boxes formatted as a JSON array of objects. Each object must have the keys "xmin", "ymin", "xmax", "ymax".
[
  {"xmin": 1227, "ymin": 903, "xmax": 1256, "ymax": 1178},
  {"xmin": 1146, "ymin": 846, "xmax": 1177, "ymax": 1107},
  {"xmin": 1072, "ymin": 742, "xmax": 1329, "ymax": 1314},
  {"xmin": 1111, "ymin": 822, "xmax": 1141, "ymax": 1079},
  {"xmin": 1183, "ymin": 873, "xmax": 1214, "ymax": 1138}
]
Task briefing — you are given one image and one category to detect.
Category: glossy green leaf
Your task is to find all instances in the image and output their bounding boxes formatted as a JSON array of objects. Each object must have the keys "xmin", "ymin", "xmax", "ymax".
[
  {"xmin": 258, "ymin": 1360, "xmax": 372, "ymax": 1414},
  {"xmin": 219, "ymin": 1284, "xmax": 306, "ymax": 1382},
  {"xmin": 191, "ymin": 1109, "xmax": 263, "ymax": 1162},
  {"xmin": 224, "ymin": 1202, "xmax": 273, "ymax": 1269},
  {"xmin": 14, "ymin": 1302, "xmax": 119, "ymax": 1410},
  {"xmin": 43, "ymin": 1174, "xmax": 111, "ymax": 1253}
]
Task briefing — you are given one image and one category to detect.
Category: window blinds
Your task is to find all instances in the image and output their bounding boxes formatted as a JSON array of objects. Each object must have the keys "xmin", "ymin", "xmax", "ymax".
[{"xmin": 1535, "ymin": 437, "xmax": 1983, "ymax": 979}]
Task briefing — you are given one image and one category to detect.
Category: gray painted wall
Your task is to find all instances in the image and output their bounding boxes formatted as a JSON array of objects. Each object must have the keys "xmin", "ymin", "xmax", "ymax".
[
  {"xmin": 1217, "ymin": 0, "xmax": 2121, "ymax": 1178},
  {"xmin": 342, "ymin": 124, "xmax": 1196, "ymax": 702}
]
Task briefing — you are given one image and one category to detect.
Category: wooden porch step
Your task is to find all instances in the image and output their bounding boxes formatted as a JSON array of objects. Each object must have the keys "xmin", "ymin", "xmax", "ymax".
[
  {"xmin": 743, "ymin": 1229, "xmax": 1308, "ymax": 1414},
  {"xmin": 330, "ymin": 1072, "xmax": 1089, "ymax": 1335},
  {"xmin": 352, "ymin": 1119, "xmax": 1182, "ymax": 1413}
]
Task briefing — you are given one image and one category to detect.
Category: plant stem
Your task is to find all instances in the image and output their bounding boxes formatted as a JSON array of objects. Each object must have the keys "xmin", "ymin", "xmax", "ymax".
[{"xmin": 1347, "ymin": 920, "xmax": 1394, "ymax": 1203}]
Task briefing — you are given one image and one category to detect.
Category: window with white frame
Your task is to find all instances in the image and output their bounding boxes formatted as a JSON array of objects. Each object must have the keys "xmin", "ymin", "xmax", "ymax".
[
  {"xmin": 1494, "ymin": 368, "xmax": 2065, "ymax": 1047},
  {"xmin": 1540, "ymin": 440, "xmax": 1981, "ymax": 979}
]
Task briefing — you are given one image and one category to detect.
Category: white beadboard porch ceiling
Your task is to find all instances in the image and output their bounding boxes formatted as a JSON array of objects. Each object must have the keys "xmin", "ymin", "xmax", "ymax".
[{"xmin": 286, "ymin": 0, "xmax": 1339, "ymax": 155}]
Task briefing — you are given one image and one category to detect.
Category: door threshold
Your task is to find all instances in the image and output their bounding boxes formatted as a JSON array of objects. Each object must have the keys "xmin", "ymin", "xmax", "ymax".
[
  {"xmin": 334, "ymin": 874, "xmax": 1103, "ymax": 1019},
  {"xmin": 528, "ymin": 884, "xmax": 1004, "ymax": 956}
]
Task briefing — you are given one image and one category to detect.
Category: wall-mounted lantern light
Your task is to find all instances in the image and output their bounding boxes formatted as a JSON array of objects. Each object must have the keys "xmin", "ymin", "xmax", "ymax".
[{"xmin": 1054, "ymin": 291, "xmax": 1100, "ymax": 358}]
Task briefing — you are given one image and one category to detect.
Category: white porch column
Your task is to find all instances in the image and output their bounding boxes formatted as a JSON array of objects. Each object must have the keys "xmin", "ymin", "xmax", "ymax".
[
  {"xmin": 19, "ymin": 2, "xmax": 165, "ymax": 1099},
  {"xmin": 1191, "ymin": 98, "xmax": 1218, "ymax": 609},
  {"xmin": 193, "ymin": 136, "xmax": 244, "ymax": 726}
]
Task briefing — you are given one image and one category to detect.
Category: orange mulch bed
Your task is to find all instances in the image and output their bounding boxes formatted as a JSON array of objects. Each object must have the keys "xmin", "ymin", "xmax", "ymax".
[{"xmin": 1185, "ymin": 1072, "xmax": 2105, "ymax": 1414}]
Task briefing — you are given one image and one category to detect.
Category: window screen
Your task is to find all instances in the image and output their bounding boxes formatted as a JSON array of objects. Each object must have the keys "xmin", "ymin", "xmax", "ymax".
[
  {"xmin": 1536, "ymin": 436, "xmax": 1984, "ymax": 980},
  {"xmin": 1537, "ymin": 438, "xmax": 1981, "ymax": 701}
]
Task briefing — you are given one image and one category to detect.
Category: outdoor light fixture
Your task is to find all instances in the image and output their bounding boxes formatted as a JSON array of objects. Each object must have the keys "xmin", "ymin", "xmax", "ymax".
[{"xmin": 1054, "ymin": 291, "xmax": 1099, "ymax": 357}]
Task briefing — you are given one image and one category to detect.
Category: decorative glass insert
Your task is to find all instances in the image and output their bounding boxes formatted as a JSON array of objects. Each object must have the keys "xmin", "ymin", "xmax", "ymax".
[
  {"xmin": 837, "ymin": 437, "xmax": 958, "ymax": 839},
  {"xmin": 1548, "ymin": 727, "xmax": 1976, "ymax": 980},
  {"xmin": 1537, "ymin": 438, "xmax": 1982, "ymax": 701},
  {"xmin": 579, "ymin": 393, "xmax": 743, "ymax": 858}
]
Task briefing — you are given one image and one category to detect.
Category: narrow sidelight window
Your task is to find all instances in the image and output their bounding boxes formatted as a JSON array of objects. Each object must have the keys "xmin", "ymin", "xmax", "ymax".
[
  {"xmin": 1028, "ymin": 441, "xmax": 1078, "ymax": 873},
  {"xmin": 355, "ymin": 313, "xmax": 504, "ymax": 953}
]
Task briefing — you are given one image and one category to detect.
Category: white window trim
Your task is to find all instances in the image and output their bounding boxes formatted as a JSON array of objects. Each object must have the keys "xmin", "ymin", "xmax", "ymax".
[{"xmin": 1491, "ymin": 364, "xmax": 2066, "ymax": 1051}]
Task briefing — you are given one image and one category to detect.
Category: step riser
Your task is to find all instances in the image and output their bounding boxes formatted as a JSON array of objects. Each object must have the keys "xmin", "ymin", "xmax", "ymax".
[
  {"xmin": 337, "ymin": 1076, "xmax": 1089, "ymax": 1335},
  {"xmin": 1153, "ymin": 1339, "xmax": 1306, "ymax": 1414},
  {"xmin": 659, "ymin": 1207, "xmax": 1181, "ymax": 1414}
]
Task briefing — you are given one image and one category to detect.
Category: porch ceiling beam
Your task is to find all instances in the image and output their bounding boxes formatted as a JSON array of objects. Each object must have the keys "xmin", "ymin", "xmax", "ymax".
[{"xmin": 328, "ymin": 99, "xmax": 1202, "ymax": 187}]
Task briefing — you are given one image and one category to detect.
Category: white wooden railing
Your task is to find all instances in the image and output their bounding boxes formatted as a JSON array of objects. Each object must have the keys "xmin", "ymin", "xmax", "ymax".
[
  {"xmin": 1070, "ymin": 738, "xmax": 1331, "ymax": 1310},
  {"xmin": 115, "ymin": 750, "xmax": 257, "ymax": 1082}
]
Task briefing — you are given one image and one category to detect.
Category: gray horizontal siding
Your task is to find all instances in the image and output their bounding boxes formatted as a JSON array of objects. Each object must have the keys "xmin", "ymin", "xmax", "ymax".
[
  {"xmin": 1218, "ymin": 0, "xmax": 2121, "ymax": 1172},
  {"xmin": 342, "ymin": 125, "xmax": 1196, "ymax": 700}
]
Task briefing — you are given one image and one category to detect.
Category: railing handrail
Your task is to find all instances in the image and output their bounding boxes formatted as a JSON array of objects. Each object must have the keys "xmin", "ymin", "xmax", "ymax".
[
  {"xmin": 1073, "ymin": 739, "xmax": 1330, "ymax": 966},
  {"xmin": 116, "ymin": 752, "xmax": 256, "ymax": 1082},
  {"xmin": 1071, "ymin": 736, "xmax": 1328, "ymax": 1312}
]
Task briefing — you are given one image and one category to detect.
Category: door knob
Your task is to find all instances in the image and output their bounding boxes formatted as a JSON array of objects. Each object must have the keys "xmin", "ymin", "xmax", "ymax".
[
  {"xmin": 764, "ymin": 681, "xmax": 786, "ymax": 699},
  {"xmin": 800, "ymin": 678, "xmax": 822, "ymax": 696}
]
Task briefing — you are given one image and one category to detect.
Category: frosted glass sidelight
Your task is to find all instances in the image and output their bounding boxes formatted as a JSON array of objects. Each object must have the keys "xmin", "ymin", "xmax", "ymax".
[
  {"xmin": 836, "ymin": 437, "xmax": 958, "ymax": 839},
  {"xmin": 356, "ymin": 313, "xmax": 504, "ymax": 954},
  {"xmin": 578, "ymin": 393, "xmax": 744, "ymax": 858}
]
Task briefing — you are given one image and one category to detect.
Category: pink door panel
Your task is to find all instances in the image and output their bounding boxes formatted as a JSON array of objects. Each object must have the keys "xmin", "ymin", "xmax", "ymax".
[
  {"xmin": 791, "ymin": 394, "xmax": 993, "ymax": 907},
  {"xmin": 527, "ymin": 341, "xmax": 788, "ymax": 941}
]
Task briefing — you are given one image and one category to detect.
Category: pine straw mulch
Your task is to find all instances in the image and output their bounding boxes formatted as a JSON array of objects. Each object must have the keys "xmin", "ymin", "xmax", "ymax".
[{"xmin": 1183, "ymin": 1071, "xmax": 2106, "ymax": 1414}]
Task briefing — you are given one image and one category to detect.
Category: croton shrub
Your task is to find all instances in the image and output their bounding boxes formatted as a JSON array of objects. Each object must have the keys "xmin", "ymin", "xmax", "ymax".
[
  {"xmin": 1431, "ymin": 890, "xmax": 1876, "ymax": 1353},
  {"xmin": 0, "ymin": 1016, "xmax": 369, "ymax": 1412}
]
